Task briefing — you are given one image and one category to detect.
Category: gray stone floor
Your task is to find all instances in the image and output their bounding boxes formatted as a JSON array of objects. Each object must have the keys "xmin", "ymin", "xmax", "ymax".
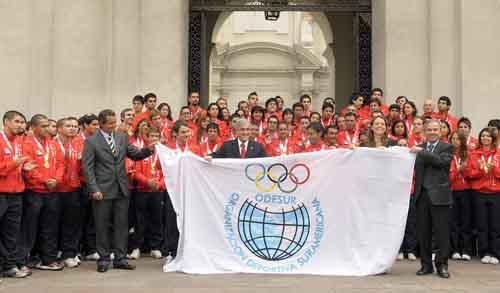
[{"xmin": 1, "ymin": 258, "xmax": 500, "ymax": 293}]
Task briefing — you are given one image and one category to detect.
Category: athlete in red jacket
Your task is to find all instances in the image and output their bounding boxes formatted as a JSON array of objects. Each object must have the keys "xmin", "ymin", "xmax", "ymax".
[
  {"xmin": 21, "ymin": 114, "xmax": 65, "ymax": 271},
  {"xmin": 465, "ymin": 128, "xmax": 500, "ymax": 264}
]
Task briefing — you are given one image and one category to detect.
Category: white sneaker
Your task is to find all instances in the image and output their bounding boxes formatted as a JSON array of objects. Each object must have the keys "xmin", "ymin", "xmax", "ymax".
[
  {"xmin": 150, "ymin": 250, "xmax": 162, "ymax": 259},
  {"xmin": 489, "ymin": 256, "xmax": 499, "ymax": 265},
  {"xmin": 451, "ymin": 252, "xmax": 461, "ymax": 260},
  {"xmin": 481, "ymin": 255, "xmax": 492, "ymax": 264},
  {"xmin": 57, "ymin": 251, "xmax": 62, "ymax": 259},
  {"xmin": 85, "ymin": 252, "xmax": 100, "ymax": 261},
  {"xmin": 407, "ymin": 253, "xmax": 417, "ymax": 261},
  {"xmin": 64, "ymin": 258, "xmax": 79, "ymax": 268},
  {"xmin": 461, "ymin": 254, "xmax": 471, "ymax": 261},
  {"xmin": 128, "ymin": 249, "xmax": 140, "ymax": 260},
  {"xmin": 110, "ymin": 253, "xmax": 115, "ymax": 260},
  {"xmin": 432, "ymin": 253, "xmax": 436, "ymax": 261},
  {"xmin": 396, "ymin": 253, "xmax": 404, "ymax": 261},
  {"xmin": 164, "ymin": 254, "xmax": 174, "ymax": 265},
  {"xmin": 74, "ymin": 255, "xmax": 82, "ymax": 264}
]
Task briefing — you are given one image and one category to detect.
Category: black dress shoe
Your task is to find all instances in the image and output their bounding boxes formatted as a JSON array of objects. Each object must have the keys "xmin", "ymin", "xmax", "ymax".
[
  {"xmin": 113, "ymin": 261, "xmax": 136, "ymax": 270},
  {"xmin": 97, "ymin": 263, "xmax": 109, "ymax": 273},
  {"xmin": 416, "ymin": 267, "xmax": 434, "ymax": 276},
  {"xmin": 436, "ymin": 266, "xmax": 450, "ymax": 278}
]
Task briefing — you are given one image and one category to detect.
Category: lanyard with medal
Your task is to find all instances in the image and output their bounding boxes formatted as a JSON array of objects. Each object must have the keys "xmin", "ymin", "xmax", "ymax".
[
  {"xmin": 481, "ymin": 153, "xmax": 493, "ymax": 174},
  {"xmin": 1, "ymin": 130, "xmax": 19, "ymax": 160},
  {"xmin": 279, "ymin": 139, "xmax": 288, "ymax": 155},
  {"xmin": 207, "ymin": 142, "xmax": 218, "ymax": 154},
  {"xmin": 151, "ymin": 152, "xmax": 158, "ymax": 175},
  {"xmin": 34, "ymin": 136, "xmax": 50, "ymax": 169}
]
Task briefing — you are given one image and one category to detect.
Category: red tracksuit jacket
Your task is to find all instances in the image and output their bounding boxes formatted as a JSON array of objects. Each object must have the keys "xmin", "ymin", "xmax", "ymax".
[
  {"xmin": 23, "ymin": 135, "xmax": 64, "ymax": 193},
  {"xmin": 0, "ymin": 132, "xmax": 25, "ymax": 193}
]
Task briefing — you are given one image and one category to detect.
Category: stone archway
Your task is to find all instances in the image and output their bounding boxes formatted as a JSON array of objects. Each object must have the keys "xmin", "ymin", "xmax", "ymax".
[
  {"xmin": 188, "ymin": 0, "xmax": 372, "ymax": 109},
  {"xmin": 209, "ymin": 11, "xmax": 335, "ymax": 110}
]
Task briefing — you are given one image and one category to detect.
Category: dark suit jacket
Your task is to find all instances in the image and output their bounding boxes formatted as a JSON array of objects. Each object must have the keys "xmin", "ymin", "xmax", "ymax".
[
  {"xmin": 212, "ymin": 139, "xmax": 267, "ymax": 159},
  {"xmin": 414, "ymin": 141, "xmax": 453, "ymax": 206},
  {"xmin": 82, "ymin": 131, "xmax": 152, "ymax": 199}
]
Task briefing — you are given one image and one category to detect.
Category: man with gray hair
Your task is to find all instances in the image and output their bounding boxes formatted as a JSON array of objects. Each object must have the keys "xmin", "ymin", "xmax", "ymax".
[
  {"xmin": 209, "ymin": 118, "xmax": 267, "ymax": 159},
  {"xmin": 410, "ymin": 119, "xmax": 453, "ymax": 278}
]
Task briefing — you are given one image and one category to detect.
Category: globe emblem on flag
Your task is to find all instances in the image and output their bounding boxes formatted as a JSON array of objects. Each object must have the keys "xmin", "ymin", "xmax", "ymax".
[{"xmin": 238, "ymin": 199, "xmax": 310, "ymax": 261}]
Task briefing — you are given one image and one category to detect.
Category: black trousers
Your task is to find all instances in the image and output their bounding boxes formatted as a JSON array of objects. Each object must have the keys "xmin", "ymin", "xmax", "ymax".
[
  {"xmin": 17, "ymin": 191, "xmax": 60, "ymax": 266},
  {"xmin": 416, "ymin": 190, "xmax": 450, "ymax": 269},
  {"xmin": 450, "ymin": 190, "xmax": 474, "ymax": 256},
  {"xmin": 58, "ymin": 191, "xmax": 82, "ymax": 259},
  {"xmin": 0, "ymin": 194, "xmax": 23, "ymax": 271},
  {"xmin": 475, "ymin": 192, "xmax": 500, "ymax": 258},
  {"xmin": 92, "ymin": 196, "xmax": 129, "ymax": 264},
  {"xmin": 79, "ymin": 185, "xmax": 96, "ymax": 255},
  {"xmin": 162, "ymin": 192, "xmax": 179, "ymax": 256},
  {"xmin": 400, "ymin": 195, "xmax": 417, "ymax": 254},
  {"xmin": 130, "ymin": 192, "xmax": 164, "ymax": 251}
]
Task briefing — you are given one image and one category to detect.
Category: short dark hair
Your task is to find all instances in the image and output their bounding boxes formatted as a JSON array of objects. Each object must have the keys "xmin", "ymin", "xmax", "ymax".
[
  {"xmin": 265, "ymin": 97, "xmax": 278, "ymax": 109},
  {"xmin": 300, "ymin": 94, "xmax": 311, "ymax": 103},
  {"xmin": 457, "ymin": 117, "xmax": 472, "ymax": 129},
  {"xmin": 207, "ymin": 122, "xmax": 220, "ymax": 133},
  {"xmin": 349, "ymin": 93, "xmax": 364, "ymax": 104},
  {"xmin": 248, "ymin": 92, "xmax": 258, "ymax": 99},
  {"xmin": 144, "ymin": 92, "xmax": 157, "ymax": 102},
  {"xmin": 307, "ymin": 122, "xmax": 324, "ymax": 135},
  {"xmin": 79, "ymin": 113, "xmax": 98, "ymax": 126},
  {"xmin": 487, "ymin": 119, "xmax": 500, "ymax": 130},
  {"xmin": 389, "ymin": 104, "xmax": 401, "ymax": 111},
  {"xmin": 438, "ymin": 96, "xmax": 452, "ymax": 107},
  {"xmin": 172, "ymin": 120, "xmax": 189, "ymax": 134},
  {"xmin": 324, "ymin": 125, "xmax": 339, "ymax": 133},
  {"xmin": 30, "ymin": 114, "xmax": 48, "ymax": 127},
  {"xmin": 322, "ymin": 103, "xmax": 334, "ymax": 112},
  {"xmin": 98, "ymin": 109, "xmax": 116, "ymax": 124},
  {"xmin": 371, "ymin": 88, "xmax": 384, "ymax": 96},
  {"xmin": 132, "ymin": 95, "xmax": 144, "ymax": 104},
  {"xmin": 251, "ymin": 106, "xmax": 265, "ymax": 116},
  {"xmin": 292, "ymin": 102, "xmax": 304, "ymax": 111},
  {"xmin": 3, "ymin": 110, "xmax": 25, "ymax": 124},
  {"xmin": 120, "ymin": 108, "xmax": 133, "ymax": 121}
]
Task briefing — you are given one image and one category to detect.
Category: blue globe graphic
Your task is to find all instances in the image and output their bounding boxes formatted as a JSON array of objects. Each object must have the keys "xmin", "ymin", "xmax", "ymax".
[{"xmin": 237, "ymin": 199, "xmax": 310, "ymax": 261}]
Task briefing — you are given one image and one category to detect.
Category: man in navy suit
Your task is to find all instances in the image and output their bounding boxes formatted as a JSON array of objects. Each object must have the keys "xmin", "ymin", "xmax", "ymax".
[{"xmin": 209, "ymin": 118, "xmax": 267, "ymax": 159}]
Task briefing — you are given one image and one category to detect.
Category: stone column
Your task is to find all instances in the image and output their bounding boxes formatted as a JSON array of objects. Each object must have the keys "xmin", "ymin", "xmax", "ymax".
[
  {"xmin": 459, "ymin": 0, "xmax": 500, "ymax": 132},
  {"xmin": 429, "ymin": 0, "xmax": 461, "ymax": 116},
  {"xmin": 109, "ymin": 0, "xmax": 141, "ymax": 112},
  {"xmin": 52, "ymin": 0, "xmax": 109, "ymax": 117},
  {"xmin": 140, "ymin": 0, "xmax": 189, "ymax": 116},
  {"xmin": 372, "ymin": 0, "xmax": 430, "ymax": 108},
  {"xmin": 0, "ymin": 0, "xmax": 32, "ymax": 114}
]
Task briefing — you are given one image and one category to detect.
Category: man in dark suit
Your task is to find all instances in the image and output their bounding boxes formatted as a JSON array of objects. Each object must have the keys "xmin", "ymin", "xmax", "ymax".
[
  {"xmin": 410, "ymin": 119, "xmax": 453, "ymax": 278},
  {"xmin": 82, "ymin": 109, "xmax": 153, "ymax": 273},
  {"xmin": 210, "ymin": 118, "xmax": 267, "ymax": 159}
]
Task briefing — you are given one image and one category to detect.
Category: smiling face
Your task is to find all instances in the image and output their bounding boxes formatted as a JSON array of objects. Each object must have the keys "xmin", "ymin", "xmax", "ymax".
[
  {"xmin": 371, "ymin": 117, "xmax": 387, "ymax": 137},
  {"xmin": 424, "ymin": 121, "xmax": 441, "ymax": 143}
]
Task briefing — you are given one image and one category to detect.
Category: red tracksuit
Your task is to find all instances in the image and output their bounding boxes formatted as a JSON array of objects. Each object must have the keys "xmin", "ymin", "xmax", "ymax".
[
  {"xmin": 466, "ymin": 148, "xmax": 499, "ymax": 194},
  {"xmin": 23, "ymin": 136, "xmax": 64, "ymax": 193},
  {"xmin": 0, "ymin": 132, "xmax": 25, "ymax": 193},
  {"xmin": 267, "ymin": 138, "xmax": 297, "ymax": 157},
  {"xmin": 55, "ymin": 138, "xmax": 83, "ymax": 192},
  {"xmin": 450, "ymin": 152, "xmax": 472, "ymax": 191},
  {"xmin": 134, "ymin": 153, "xmax": 166, "ymax": 192},
  {"xmin": 200, "ymin": 141, "xmax": 223, "ymax": 157}
]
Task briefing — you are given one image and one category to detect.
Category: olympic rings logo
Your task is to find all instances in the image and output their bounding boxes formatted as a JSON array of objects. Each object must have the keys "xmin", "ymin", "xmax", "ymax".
[{"xmin": 245, "ymin": 163, "xmax": 311, "ymax": 194}]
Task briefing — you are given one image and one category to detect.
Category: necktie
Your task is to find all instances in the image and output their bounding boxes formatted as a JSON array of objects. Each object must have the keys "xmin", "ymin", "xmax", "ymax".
[
  {"xmin": 107, "ymin": 135, "xmax": 117, "ymax": 156},
  {"xmin": 427, "ymin": 143, "xmax": 434, "ymax": 153},
  {"xmin": 240, "ymin": 143, "xmax": 246, "ymax": 159}
]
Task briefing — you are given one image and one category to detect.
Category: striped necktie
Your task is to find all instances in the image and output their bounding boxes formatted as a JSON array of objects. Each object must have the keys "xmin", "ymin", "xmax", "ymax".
[{"xmin": 107, "ymin": 135, "xmax": 117, "ymax": 156}]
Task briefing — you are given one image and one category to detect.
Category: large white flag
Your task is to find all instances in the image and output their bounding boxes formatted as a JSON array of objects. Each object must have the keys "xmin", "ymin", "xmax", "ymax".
[{"xmin": 157, "ymin": 144, "xmax": 415, "ymax": 276}]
